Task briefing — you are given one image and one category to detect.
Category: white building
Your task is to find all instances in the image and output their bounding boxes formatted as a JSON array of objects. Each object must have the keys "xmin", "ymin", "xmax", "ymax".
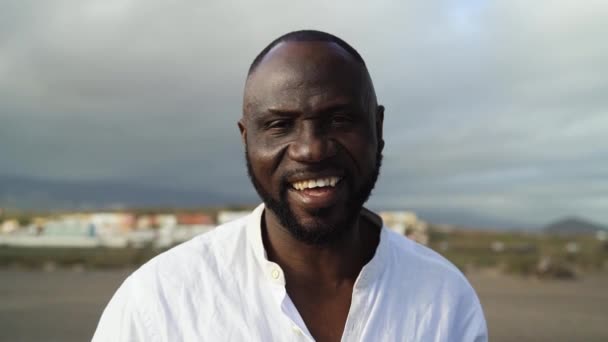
[
  {"xmin": 379, "ymin": 211, "xmax": 429, "ymax": 245},
  {"xmin": 218, "ymin": 211, "xmax": 250, "ymax": 225}
]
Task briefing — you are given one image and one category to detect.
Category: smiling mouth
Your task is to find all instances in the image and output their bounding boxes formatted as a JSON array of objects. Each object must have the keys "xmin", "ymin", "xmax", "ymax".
[
  {"xmin": 290, "ymin": 176, "xmax": 342, "ymax": 191},
  {"xmin": 287, "ymin": 176, "xmax": 345, "ymax": 210}
]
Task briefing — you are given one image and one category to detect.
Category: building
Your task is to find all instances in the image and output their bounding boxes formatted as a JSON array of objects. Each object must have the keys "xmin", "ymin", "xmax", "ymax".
[
  {"xmin": 379, "ymin": 211, "xmax": 429, "ymax": 245},
  {"xmin": 217, "ymin": 211, "xmax": 250, "ymax": 225}
]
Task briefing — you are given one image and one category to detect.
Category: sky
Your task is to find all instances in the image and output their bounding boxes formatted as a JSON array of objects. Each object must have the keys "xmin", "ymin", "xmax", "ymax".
[{"xmin": 1, "ymin": 0, "xmax": 607, "ymax": 227}]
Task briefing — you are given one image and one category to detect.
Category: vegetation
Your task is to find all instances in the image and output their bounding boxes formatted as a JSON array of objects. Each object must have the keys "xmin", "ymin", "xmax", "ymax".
[
  {"xmin": 1, "ymin": 219, "xmax": 606, "ymax": 278},
  {"xmin": 0, "ymin": 246, "xmax": 163, "ymax": 269},
  {"xmin": 428, "ymin": 228, "xmax": 608, "ymax": 278}
]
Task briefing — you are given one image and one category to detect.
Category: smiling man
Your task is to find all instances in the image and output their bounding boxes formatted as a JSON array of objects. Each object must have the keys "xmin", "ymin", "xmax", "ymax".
[{"xmin": 93, "ymin": 30, "xmax": 487, "ymax": 342}]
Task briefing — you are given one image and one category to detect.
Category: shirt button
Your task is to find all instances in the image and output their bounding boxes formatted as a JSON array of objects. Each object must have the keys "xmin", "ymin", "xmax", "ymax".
[
  {"xmin": 292, "ymin": 325, "xmax": 302, "ymax": 334},
  {"xmin": 271, "ymin": 269, "xmax": 280, "ymax": 279}
]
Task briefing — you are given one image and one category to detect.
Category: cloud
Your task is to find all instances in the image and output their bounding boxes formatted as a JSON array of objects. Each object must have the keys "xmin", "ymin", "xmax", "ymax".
[{"xmin": 1, "ymin": 0, "xmax": 607, "ymax": 225}]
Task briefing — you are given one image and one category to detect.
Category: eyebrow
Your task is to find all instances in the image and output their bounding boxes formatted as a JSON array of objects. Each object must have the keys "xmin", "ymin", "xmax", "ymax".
[
  {"xmin": 251, "ymin": 111, "xmax": 294, "ymax": 126},
  {"xmin": 267, "ymin": 108, "xmax": 302, "ymax": 116},
  {"xmin": 266, "ymin": 101, "xmax": 356, "ymax": 117},
  {"xmin": 318, "ymin": 103, "xmax": 355, "ymax": 114}
]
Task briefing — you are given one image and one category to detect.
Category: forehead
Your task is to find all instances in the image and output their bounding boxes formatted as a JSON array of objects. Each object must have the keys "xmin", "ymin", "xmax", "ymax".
[{"xmin": 244, "ymin": 41, "xmax": 368, "ymax": 113}]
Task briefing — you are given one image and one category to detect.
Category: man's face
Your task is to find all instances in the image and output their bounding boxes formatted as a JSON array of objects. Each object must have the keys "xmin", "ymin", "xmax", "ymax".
[{"xmin": 241, "ymin": 41, "xmax": 384, "ymax": 245}]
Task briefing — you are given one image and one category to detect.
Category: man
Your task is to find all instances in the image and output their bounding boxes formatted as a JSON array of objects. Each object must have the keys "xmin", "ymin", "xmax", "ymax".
[{"xmin": 93, "ymin": 30, "xmax": 487, "ymax": 342}]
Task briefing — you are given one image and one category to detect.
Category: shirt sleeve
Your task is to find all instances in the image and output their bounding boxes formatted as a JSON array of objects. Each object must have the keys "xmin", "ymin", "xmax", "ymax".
[
  {"xmin": 453, "ymin": 288, "xmax": 489, "ymax": 342},
  {"xmin": 92, "ymin": 276, "xmax": 156, "ymax": 342}
]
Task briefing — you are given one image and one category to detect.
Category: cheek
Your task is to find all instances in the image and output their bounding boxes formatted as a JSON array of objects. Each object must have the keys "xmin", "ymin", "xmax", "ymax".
[
  {"xmin": 340, "ymin": 131, "xmax": 378, "ymax": 168},
  {"xmin": 247, "ymin": 139, "xmax": 287, "ymax": 187},
  {"xmin": 248, "ymin": 148, "xmax": 270, "ymax": 175}
]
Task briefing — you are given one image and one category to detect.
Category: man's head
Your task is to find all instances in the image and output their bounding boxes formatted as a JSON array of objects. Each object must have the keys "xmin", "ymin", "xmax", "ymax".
[{"xmin": 239, "ymin": 30, "xmax": 384, "ymax": 246}]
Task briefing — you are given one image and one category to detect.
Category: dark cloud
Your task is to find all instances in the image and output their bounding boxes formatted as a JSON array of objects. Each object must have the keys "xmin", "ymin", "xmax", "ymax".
[{"xmin": 1, "ymin": 0, "xmax": 607, "ymax": 225}]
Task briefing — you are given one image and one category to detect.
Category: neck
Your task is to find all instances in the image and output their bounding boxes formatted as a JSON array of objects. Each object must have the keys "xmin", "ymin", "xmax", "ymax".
[{"xmin": 262, "ymin": 209, "xmax": 380, "ymax": 286}]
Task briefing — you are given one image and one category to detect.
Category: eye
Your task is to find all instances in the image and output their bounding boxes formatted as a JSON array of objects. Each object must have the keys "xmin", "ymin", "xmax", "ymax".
[
  {"xmin": 265, "ymin": 119, "xmax": 293, "ymax": 132},
  {"xmin": 330, "ymin": 114, "xmax": 353, "ymax": 126}
]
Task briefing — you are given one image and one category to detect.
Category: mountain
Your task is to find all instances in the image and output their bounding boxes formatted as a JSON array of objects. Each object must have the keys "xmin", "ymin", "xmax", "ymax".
[
  {"xmin": 5, "ymin": 175, "xmax": 600, "ymax": 233},
  {"xmin": 543, "ymin": 217, "xmax": 608, "ymax": 235},
  {"xmin": 367, "ymin": 202, "xmax": 533, "ymax": 230},
  {"xmin": 413, "ymin": 208, "xmax": 531, "ymax": 230},
  {"xmin": 0, "ymin": 175, "xmax": 239, "ymax": 210}
]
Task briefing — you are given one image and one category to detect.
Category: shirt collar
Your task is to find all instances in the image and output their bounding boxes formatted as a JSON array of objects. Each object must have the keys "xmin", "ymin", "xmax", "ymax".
[{"xmin": 245, "ymin": 203, "xmax": 390, "ymax": 287}]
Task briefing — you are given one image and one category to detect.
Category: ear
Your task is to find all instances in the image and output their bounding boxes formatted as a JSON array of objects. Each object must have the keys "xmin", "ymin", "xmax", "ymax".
[
  {"xmin": 238, "ymin": 118, "xmax": 247, "ymax": 145},
  {"xmin": 376, "ymin": 105, "xmax": 385, "ymax": 150}
]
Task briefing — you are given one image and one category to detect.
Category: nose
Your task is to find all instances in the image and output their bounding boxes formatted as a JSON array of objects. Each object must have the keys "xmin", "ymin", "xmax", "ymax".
[{"xmin": 288, "ymin": 122, "xmax": 336, "ymax": 163}]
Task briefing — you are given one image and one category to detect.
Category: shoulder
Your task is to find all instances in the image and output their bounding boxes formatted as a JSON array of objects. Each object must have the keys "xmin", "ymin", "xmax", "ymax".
[
  {"xmin": 385, "ymin": 228, "xmax": 461, "ymax": 272},
  {"xmin": 93, "ymin": 215, "xmax": 253, "ymax": 341},
  {"xmin": 380, "ymin": 229, "xmax": 488, "ymax": 340},
  {"xmin": 130, "ymin": 215, "xmax": 250, "ymax": 291},
  {"xmin": 382, "ymin": 228, "xmax": 478, "ymax": 300}
]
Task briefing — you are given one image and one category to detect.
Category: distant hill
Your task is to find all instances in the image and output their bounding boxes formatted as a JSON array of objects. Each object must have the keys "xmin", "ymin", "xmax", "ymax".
[
  {"xmin": 543, "ymin": 217, "xmax": 607, "ymax": 235},
  {"xmin": 0, "ymin": 175, "xmax": 238, "ymax": 210},
  {"xmin": 367, "ymin": 202, "xmax": 533, "ymax": 230}
]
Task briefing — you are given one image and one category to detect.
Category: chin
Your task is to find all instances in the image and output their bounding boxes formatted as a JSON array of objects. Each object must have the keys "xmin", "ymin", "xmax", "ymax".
[{"xmin": 286, "ymin": 204, "xmax": 358, "ymax": 245}]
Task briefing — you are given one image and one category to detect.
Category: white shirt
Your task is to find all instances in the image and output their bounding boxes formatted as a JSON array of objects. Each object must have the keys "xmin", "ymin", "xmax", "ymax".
[{"xmin": 93, "ymin": 204, "xmax": 487, "ymax": 342}]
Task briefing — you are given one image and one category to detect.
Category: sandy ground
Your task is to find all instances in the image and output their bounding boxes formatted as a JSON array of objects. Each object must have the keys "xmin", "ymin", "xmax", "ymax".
[
  {"xmin": 0, "ymin": 268, "xmax": 607, "ymax": 341},
  {"xmin": 467, "ymin": 270, "xmax": 608, "ymax": 342},
  {"xmin": 0, "ymin": 268, "xmax": 132, "ymax": 342}
]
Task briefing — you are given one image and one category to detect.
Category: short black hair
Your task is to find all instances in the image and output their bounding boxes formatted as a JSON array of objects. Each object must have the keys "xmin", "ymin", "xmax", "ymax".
[{"xmin": 248, "ymin": 30, "xmax": 366, "ymax": 76}]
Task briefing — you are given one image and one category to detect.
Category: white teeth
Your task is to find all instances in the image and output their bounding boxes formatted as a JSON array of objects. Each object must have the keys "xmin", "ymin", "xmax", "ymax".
[{"xmin": 292, "ymin": 177, "xmax": 341, "ymax": 190}]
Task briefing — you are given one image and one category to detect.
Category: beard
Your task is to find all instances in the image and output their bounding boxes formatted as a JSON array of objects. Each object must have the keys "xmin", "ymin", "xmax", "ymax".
[{"xmin": 245, "ymin": 146, "xmax": 382, "ymax": 247}]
